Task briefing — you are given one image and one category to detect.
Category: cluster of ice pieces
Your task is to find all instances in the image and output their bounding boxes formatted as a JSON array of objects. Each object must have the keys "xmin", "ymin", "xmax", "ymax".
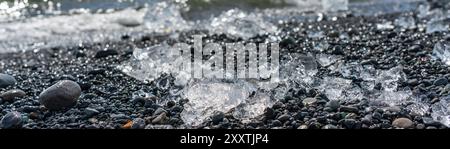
[
  {"xmin": 180, "ymin": 81, "xmax": 273, "ymax": 126},
  {"xmin": 417, "ymin": 4, "xmax": 449, "ymax": 33},
  {"xmin": 143, "ymin": 2, "xmax": 278, "ymax": 39}
]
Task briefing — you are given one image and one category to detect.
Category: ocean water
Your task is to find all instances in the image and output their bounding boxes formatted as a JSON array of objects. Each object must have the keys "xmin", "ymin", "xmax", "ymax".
[{"xmin": 0, "ymin": 0, "xmax": 424, "ymax": 53}]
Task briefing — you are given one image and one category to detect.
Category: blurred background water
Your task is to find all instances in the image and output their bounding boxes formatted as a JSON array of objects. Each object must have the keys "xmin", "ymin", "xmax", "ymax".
[
  {"xmin": 0, "ymin": 0, "xmax": 428, "ymax": 53},
  {"xmin": 0, "ymin": 0, "xmax": 424, "ymax": 22}
]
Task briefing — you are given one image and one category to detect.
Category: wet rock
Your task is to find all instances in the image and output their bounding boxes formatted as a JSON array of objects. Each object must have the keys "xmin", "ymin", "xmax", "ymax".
[
  {"xmin": 0, "ymin": 73, "xmax": 16, "ymax": 88},
  {"xmin": 0, "ymin": 89, "xmax": 26, "ymax": 102},
  {"xmin": 339, "ymin": 106, "xmax": 359, "ymax": 113},
  {"xmin": 117, "ymin": 18, "xmax": 142, "ymax": 27},
  {"xmin": 277, "ymin": 114, "xmax": 291, "ymax": 122},
  {"xmin": 39, "ymin": 80, "xmax": 81, "ymax": 110},
  {"xmin": 392, "ymin": 118, "xmax": 414, "ymax": 128},
  {"xmin": 84, "ymin": 108, "xmax": 100, "ymax": 117},
  {"xmin": 0, "ymin": 111, "xmax": 22, "ymax": 129},
  {"xmin": 433, "ymin": 77, "xmax": 448, "ymax": 86},
  {"xmin": 302, "ymin": 98, "xmax": 317, "ymax": 106},
  {"xmin": 95, "ymin": 49, "xmax": 118, "ymax": 58},
  {"xmin": 152, "ymin": 112, "xmax": 168, "ymax": 124},
  {"xmin": 131, "ymin": 118, "xmax": 146, "ymax": 129},
  {"xmin": 326, "ymin": 100, "xmax": 340, "ymax": 111},
  {"xmin": 211, "ymin": 111, "xmax": 224, "ymax": 125}
]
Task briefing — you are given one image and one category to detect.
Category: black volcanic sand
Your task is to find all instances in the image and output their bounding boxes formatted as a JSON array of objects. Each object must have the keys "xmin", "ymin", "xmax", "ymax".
[{"xmin": 1, "ymin": 5, "xmax": 450, "ymax": 129}]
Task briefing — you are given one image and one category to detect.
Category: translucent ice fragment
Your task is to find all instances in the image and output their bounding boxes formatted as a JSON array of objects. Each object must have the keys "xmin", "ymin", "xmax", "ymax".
[
  {"xmin": 377, "ymin": 22, "xmax": 394, "ymax": 30},
  {"xmin": 180, "ymin": 81, "xmax": 273, "ymax": 126},
  {"xmin": 143, "ymin": 1, "xmax": 191, "ymax": 33},
  {"xmin": 281, "ymin": 53, "xmax": 317, "ymax": 84},
  {"xmin": 426, "ymin": 20, "xmax": 449, "ymax": 34},
  {"xmin": 394, "ymin": 16, "xmax": 416, "ymax": 30},
  {"xmin": 432, "ymin": 42, "xmax": 450, "ymax": 65},
  {"xmin": 207, "ymin": 9, "xmax": 278, "ymax": 39},
  {"xmin": 316, "ymin": 54, "xmax": 341, "ymax": 67},
  {"xmin": 431, "ymin": 96, "xmax": 450, "ymax": 127},
  {"xmin": 377, "ymin": 66, "xmax": 406, "ymax": 92}
]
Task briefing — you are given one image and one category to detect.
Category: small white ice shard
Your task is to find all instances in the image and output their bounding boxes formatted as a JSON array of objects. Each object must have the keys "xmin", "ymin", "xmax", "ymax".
[
  {"xmin": 180, "ymin": 81, "xmax": 273, "ymax": 126},
  {"xmin": 316, "ymin": 54, "xmax": 341, "ymax": 67},
  {"xmin": 394, "ymin": 16, "xmax": 416, "ymax": 30},
  {"xmin": 322, "ymin": 0, "xmax": 348, "ymax": 12},
  {"xmin": 208, "ymin": 9, "xmax": 278, "ymax": 39},
  {"xmin": 432, "ymin": 42, "xmax": 450, "ymax": 65},
  {"xmin": 377, "ymin": 22, "xmax": 394, "ymax": 30},
  {"xmin": 143, "ymin": 1, "xmax": 191, "ymax": 33},
  {"xmin": 431, "ymin": 96, "xmax": 450, "ymax": 127}
]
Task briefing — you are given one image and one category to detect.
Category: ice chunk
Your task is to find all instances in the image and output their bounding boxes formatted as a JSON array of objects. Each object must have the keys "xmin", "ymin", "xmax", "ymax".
[
  {"xmin": 376, "ymin": 22, "xmax": 394, "ymax": 30},
  {"xmin": 417, "ymin": 4, "xmax": 430, "ymax": 18},
  {"xmin": 431, "ymin": 42, "xmax": 450, "ymax": 65},
  {"xmin": 119, "ymin": 43, "xmax": 187, "ymax": 83},
  {"xmin": 180, "ymin": 81, "xmax": 273, "ymax": 126},
  {"xmin": 316, "ymin": 77, "xmax": 354, "ymax": 101},
  {"xmin": 407, "ymin": 101, "xmax": 429, "ymax": 116},
  {"xmin": 377, "ymin": 66, "xmax": 406, "ymax": 92},
  {"xmin": 143, "ymin": 1, "xmax": 191, "ymax": 33},
  {"xmin": 281, "ymin": 53, "xmax": 317, "ymax": 84},
  {"xmin": 339, "ymin": 62, "xmax": 377, "ymax": 81},
  {"xmin": 207, "ymin": 9, "xmax": 278, "ymax": 39},
  {"xmin": 426, "ymin": 20, "xmax": 449, "ymax": 34},
  {"xmin": 431, "ymin": 96, "xmax": 450, "ymax": 127},
  {"xmin": 316, "ymin": 54, "xmax": 341, "ymax": 67},
  {"xmin": 376, "ymin": 89, "xmax": 412, "ymax": 107},
  {"xmin": 313, "ymin": 41, "xmax": 329, "ymax": 52},
  {"xmin": 394, "ymin": 16, "xmax": 416, "ymax": 30},
  {"xmin": 322, "ymin": 0, "xmax": 348, "ymax": 12},
  {"xmin": 307, "ymin": 31, "xmax": 324, "ymax": 39}
]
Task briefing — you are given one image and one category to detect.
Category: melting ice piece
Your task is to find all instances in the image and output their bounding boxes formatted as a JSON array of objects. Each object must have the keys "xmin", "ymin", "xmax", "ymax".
[
  {"xmin": 281, "ymin": 53, "xmax": 317, "ymax": 84},
  {"xmin": 406, "ymin": 101, "xmax": 429, "ymax": 116},
  {"xmin": 432, "ymin": 42, "xmax": 450, "ymax": 65},
  {"xmin": 316, "ymin": 54, "xmax": 341, "ymax": 67},
  {"xmin": 119, "ymin": 43, "xmax": 186, "ymax": 83},
  {"xmin": 143, "ymin": 1, "xmax": 191, "ymax": 33},
  {"xmin": 376, "ymin": 22, "xmax": 394, "ymax": 30},
  {"xmin": 394, "ymin": 16, "xmax": 416, "ymax": 30},
  {"xmin": 180, "ymin": 81, "xmax": 273, "ymax": 126},
  {"xmin": 339, "ymin": 62, "xmax": 377, "ymax": 81},
  {"xmin": 426, "ymin": 20, "xmax": 449, "ymax": 34},
  {"xmin": 431, "ymin": 96, "xmax": 450, "ymax": 127},
  {"xmin": 316, "ymin": 77, "xmax": 354, "ymax": 101},
  {"xmin": 376, "ymin": 89, "xmax": 412, "ymax": 107},
  {"xmin": 313, "ymin": 41, "xmax": 329, "ymax": 52},
  {"xmin": 307, "ymin": 31, "xmax": 324, "ymax": 39},
  {"xmin": 322, "ymin": 0, "xmax": 348, "ymax": 12},
  {"xmin": 207, "ymin": 9, "xmax": 278, "ymax": 39},
  {"xmin": 377, "ymin": 66, "xmax": 407, "ymax": 92}
]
